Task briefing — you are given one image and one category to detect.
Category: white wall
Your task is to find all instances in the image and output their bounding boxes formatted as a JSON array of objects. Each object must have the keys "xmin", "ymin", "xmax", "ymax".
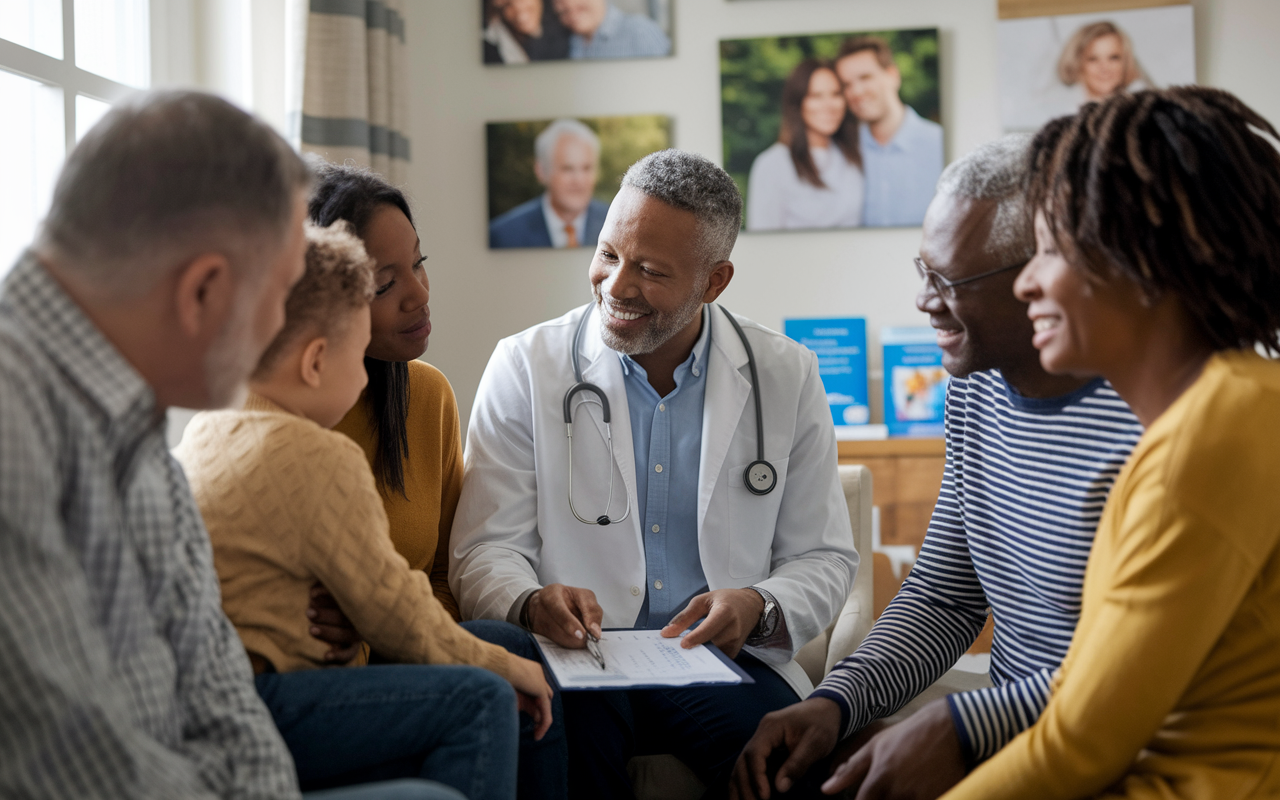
[{"xmin": 399, "ymin": 0, "xmax": 1280, "ymax": 428}]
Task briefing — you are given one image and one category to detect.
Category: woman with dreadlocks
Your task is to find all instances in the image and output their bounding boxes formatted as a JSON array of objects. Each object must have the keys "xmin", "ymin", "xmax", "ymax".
[{"xmin": 935, "ymin": 86, "xmax": 1280, "ymax": 799}]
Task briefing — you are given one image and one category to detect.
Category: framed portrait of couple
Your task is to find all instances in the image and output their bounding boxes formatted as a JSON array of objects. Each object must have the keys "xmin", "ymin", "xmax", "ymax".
[
  {"xmin": 720, "ymin": 28, "xmax": 944, "ymax": 233},
  {"xmin": 482, "ymin": 0, "xmax": 673, "ymax": 65}
]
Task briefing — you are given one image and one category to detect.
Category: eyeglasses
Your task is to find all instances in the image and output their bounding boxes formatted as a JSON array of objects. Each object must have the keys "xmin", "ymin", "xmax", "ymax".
[{"xmin": 913, "ymin": 257, "xmax": 1026, "ymax": 299}]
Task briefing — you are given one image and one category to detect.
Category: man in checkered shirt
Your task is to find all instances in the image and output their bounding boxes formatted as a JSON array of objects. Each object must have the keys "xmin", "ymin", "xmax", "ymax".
[{"xmin": 0, "ymin": 91, "xmax": 456, "ymax": 800}]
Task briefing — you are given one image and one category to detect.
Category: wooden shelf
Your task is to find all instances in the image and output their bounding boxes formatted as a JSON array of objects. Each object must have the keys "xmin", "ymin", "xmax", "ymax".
[{"xmin": 838, "ymin": 437, "xmax": 944, "ymax": 459}]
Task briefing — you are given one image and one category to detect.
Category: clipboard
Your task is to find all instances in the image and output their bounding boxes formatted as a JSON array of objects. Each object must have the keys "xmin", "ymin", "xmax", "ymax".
[{"xmin": 533, "ymin": 629, "xmax": 756, "ymax": 692}]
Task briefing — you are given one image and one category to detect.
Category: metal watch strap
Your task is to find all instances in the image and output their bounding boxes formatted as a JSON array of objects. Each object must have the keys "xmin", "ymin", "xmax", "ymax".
[{"xmin": 746, "ymin": 586, "xmax": 779, "ymax": 642}]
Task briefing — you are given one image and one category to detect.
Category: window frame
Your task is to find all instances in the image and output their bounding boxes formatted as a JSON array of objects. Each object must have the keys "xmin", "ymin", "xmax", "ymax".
[{"xmin": 0, "ymin": 0, "xmax": 144, "ymax": 156}]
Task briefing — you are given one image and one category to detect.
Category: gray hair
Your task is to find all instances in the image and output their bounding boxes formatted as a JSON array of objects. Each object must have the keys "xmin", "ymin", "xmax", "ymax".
[
  {"xmin": 620, "ymin": 149, "xmax": 742, "ymax": 266},
  {"xmin": 36, "ymin": 90, "xmax": 312, "ymax": 296},
  {"xmin": 535, "ymin": 118, "xmax": 600, "ymax": 173},
  {"xmin": 935, "ymin": 133, "xmax": 1035, "ymax": 267}
]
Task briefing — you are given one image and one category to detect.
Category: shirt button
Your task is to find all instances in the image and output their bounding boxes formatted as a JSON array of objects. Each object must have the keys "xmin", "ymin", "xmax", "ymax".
[
  {"xmin": 631, "ymin": 585, "xmax": 641, "ymax": 596},
  {"xmin": 659, "ymin": 404, "xmax": 665, "ymax": 412},
  {"xmin": 654, "ymin": 464, "xmax": 663, "ymax": 473},
  {"xmin": 654, "ymin": 580, "xmax": 663, "ymax": 590},
  {"xmin": 652, "ymin": 524, "xmax": 660, "ymax": 533},
  {"xmin": 692, "ymin": 368, "xmax": 700, "ymax": 377}
]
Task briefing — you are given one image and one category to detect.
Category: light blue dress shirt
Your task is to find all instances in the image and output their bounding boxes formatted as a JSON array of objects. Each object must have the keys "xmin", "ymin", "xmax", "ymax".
[
  {"xmin": 860, "ymin": 105, "xmax": 945, "ymax": 228},
  {"xmin": 621, "ymin": 307, "xmax": 711, "ymax": 629},
  {"xmin": 568, "ymin": 4, "xmax": 671, "ymax": 60}
]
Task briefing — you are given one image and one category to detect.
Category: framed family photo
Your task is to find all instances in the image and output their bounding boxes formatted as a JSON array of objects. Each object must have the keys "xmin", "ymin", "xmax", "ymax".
[
  {"xmin": 486, "ymin": 114, "xmax": 672, "ymax": 250},
  {"xmin": 998, "ymin": 4, "xmax": 1196, "ymax": 131},
  {"xmin": 482, "ymin": 0, "xmax": 673, "ymax": 65},
  {"xmin": 721, "ymin": 28, "xmax": 943, "ymax": 232}
]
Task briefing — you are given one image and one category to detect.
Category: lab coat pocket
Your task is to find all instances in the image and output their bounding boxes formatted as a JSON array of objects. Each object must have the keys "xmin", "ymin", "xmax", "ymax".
[{"xmin": 726, "ymin": 457, "xmax": 789, "ymax": 578}]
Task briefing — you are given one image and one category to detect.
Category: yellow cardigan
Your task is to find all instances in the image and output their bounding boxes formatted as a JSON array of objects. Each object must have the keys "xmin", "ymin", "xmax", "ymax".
[
  {"xmin": 943, "ymin": 350, "xmax": 1280, "ymax": 800},
  {"xmin": 175, "ymin": 393, "xmax": 511, "ymax": 679},
  {"xmin": 333, "ymin": 360, "xmax": 465, "ymax": 621}
]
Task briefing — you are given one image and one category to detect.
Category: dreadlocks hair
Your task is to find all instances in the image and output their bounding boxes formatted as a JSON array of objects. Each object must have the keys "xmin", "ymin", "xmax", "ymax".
[
  {"xmin": 1026, "ymin": 86, "xmax": 1280, "ymax": 355},
  {"xmin": 307, "ymin": 158, "xmax": 415, "ymax": 497}
]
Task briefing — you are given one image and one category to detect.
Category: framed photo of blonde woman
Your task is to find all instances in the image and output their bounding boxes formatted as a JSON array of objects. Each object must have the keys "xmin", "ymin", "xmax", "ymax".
[{"xmin": 998, "ymin": 4, "xmax": 1196, "ymax": 131}]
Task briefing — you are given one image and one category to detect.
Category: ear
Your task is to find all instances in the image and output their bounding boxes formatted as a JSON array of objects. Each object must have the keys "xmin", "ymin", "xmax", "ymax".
[
  {"xmin": 533, "ymin": 160, "xmax": 548, "ymax": 186},
  {"xmin": 888, "ymin": 63, "xmax": 903, "ymax": 93},
  {"xmin": 174, "ymin": 253, "xmax": 236, "ymax": 341},
  {"xmin": 701, "ymin": 261, "xmax": 735, "ymax": 304},
  {"xmin": 298, "ymin": 336, "xmax": 328, "ymax": 389}
]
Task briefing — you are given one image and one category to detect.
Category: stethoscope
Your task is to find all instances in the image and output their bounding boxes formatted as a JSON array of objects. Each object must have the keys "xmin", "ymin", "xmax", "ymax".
[{"xmin": 564, "ymin": 304, "xmax": 778, "ymax": 527}]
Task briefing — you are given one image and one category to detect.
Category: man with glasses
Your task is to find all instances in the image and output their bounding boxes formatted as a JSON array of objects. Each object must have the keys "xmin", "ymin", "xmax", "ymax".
[{"xmin": 730, "ymin": 134, "xmax": 1144, "ymax": 800}]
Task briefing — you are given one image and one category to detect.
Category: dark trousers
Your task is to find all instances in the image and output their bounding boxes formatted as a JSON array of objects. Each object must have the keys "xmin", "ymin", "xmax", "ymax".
[
  {"xmin": 462, "ymin": 619, "xmax": 570, "ymax": 800},
  {"xmin": 256, "ymin": 663, "xmax": 518, "ymax": 800},
  {"xmin": 562, "ymin": 652, "xmax": 801, "ymax": 799}
]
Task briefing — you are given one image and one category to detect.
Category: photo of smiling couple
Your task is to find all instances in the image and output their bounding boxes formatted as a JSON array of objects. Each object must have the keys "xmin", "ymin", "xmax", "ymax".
[{"xmin": 721, "ymin": 29, "xmax": 944, "ymax": 232}]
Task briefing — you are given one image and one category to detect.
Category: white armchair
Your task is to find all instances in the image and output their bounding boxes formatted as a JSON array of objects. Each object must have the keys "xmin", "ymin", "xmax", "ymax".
[{"xmin": 628, "ymin": 464, "xmax": 875, "ymax": 799}]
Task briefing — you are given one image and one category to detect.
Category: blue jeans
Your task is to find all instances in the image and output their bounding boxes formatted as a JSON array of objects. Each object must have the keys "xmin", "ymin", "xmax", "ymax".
[
  {"xmin": 305, "ymin": 779, "xmax": 466, "ymax": 800},
  {"xmin": 256, "ymin": 663, "xmax": 518, "ymax": 800},
  {"xmin": 561, "ymin": 652, "xmax": 800, "ymax": 799},
  {"xmin": 461, "ymin": 620, "xmax": 568, "ymax": 800}
]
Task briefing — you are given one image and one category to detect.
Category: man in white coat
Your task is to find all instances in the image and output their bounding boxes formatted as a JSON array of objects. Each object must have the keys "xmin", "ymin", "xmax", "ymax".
[{"xmin": 451, "ymin": 149, "xmax": 858, "ymax": 797}]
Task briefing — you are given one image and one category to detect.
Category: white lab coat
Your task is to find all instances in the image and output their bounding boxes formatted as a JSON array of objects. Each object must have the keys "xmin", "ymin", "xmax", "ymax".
[{"xmin": 450, "ymin": 302, "xmax": 858, "ymax": 697}]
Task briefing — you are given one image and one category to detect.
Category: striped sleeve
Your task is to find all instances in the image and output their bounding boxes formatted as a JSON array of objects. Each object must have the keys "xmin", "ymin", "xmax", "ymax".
[
  {"xmin": 811, "ymin": 382, "xmax": 991, "ymax": 737},
  {"xmin": 947, "ymin": 667, "xmax": 1055, "ymax": 762}
]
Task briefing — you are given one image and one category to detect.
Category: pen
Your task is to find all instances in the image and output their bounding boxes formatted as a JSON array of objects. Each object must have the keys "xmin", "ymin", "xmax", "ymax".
[{"xmin": 585, "ymin": 631, "xmax": 606, "ymax": 670}]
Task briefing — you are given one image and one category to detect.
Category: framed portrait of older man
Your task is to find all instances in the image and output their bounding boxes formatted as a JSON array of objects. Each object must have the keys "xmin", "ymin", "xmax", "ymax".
[
  {"xmin": 721, "ymin": 29, "xmax": 943, "ymax": 232},
  {"xmin": 486, "ymin": 115, "xmax": 672, "ymax": 250},
  {"xmin": 482, "ymin": 0, "xmax": 672, "ymax": 64},
  {"xmin": 997, "ymin": 4, "xmax": 1195, "ymax": 132}
]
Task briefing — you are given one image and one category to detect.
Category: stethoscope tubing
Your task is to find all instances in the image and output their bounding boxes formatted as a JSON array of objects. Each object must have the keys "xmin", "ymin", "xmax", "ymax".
[{"xmin": 563, "ymin": 303, "xmax": 777, "ymax": 527}]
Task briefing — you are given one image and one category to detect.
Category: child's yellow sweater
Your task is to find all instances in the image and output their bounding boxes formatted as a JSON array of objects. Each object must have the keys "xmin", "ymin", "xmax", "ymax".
[{"xmin": 175, "ymin": 392, "xmax": 511, "ymax": 679}]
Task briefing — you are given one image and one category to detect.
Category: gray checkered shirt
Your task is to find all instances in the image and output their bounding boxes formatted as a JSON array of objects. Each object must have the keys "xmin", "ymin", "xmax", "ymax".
[{"xmin": 0, "ymin": 252, "xmax": 300, "ymax": 798}]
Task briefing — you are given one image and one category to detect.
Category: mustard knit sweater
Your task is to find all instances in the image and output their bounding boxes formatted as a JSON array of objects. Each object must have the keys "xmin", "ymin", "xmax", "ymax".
[
  {"xmin": 175, "ymin": 393, "xmax": 511, "ymax": 678},
  {"xmin": 333, "ymin": 360, "xmax": 465, "ymax": 621},
  {"xmin": 942, "ymin": 351, "xmax": 1280, "ymax": 800}
]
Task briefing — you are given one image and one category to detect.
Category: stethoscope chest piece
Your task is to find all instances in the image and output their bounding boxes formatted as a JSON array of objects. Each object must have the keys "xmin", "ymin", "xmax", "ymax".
[{"xmin": 744, "ymin": 460, "xmax": 777, "ymax": 495}]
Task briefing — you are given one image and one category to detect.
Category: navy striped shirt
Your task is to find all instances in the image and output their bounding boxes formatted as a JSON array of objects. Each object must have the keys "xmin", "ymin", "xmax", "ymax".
[{"xmin": 811, "ymin": 370, "xmax": 1142, "ymax": 761}]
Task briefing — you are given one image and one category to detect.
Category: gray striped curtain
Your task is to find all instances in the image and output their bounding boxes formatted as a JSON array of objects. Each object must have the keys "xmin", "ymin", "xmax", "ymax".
[{"xmin": 286, "ymin": 0, "xmax": 410, "ymax": 184}]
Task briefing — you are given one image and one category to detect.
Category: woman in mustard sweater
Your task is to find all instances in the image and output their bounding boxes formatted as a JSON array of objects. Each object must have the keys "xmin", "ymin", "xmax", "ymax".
[
  {"xmin": 305, "ymin": 162, "xmax": 566, "ymax": 800},
  {"xmin": 914, "ymin": 88, "xmax": 1280, "ymax": 799}
]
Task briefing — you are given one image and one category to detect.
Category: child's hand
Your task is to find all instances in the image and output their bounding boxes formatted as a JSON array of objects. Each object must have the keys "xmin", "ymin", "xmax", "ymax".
[{"xmin": 507, "ymin": 653, "xmax": 554, "ymax": 741}]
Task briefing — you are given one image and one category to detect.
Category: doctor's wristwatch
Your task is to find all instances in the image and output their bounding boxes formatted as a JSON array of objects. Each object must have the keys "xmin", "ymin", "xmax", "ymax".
[{"xmin": 745, "ymin": 586, "xmax": 780, "ymax": 644}]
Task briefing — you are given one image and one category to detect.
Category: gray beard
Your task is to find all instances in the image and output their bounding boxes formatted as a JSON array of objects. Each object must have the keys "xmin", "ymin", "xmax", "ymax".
[{"xmin": 593, "ymin": 286, "xmax": 704, "ymax": 356}]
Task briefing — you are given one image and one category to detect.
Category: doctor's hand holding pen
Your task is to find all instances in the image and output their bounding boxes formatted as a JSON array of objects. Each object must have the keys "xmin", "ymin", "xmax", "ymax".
[
  {"xmin": 523, "ymin": 583, "xmax": 604, "ymax": 648},
  {"xmin": 661, "ymin": 588, "xmax": 766, "ymax": 660}
]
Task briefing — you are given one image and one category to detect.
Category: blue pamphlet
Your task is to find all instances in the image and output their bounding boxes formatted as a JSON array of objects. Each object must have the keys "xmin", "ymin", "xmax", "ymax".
[
  {"xmin": 881, "ymin": 327, "xmax": 948, "ymax": 437},
  {"xmin": 784, "ymin": 317, "xmax": 870, "ymax": 428}
]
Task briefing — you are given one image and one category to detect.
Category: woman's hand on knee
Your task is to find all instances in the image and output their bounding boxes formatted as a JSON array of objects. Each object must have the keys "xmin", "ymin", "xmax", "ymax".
[{"xmin": 307, "ymin": 582, "xmax": 363, "ymax": 663}]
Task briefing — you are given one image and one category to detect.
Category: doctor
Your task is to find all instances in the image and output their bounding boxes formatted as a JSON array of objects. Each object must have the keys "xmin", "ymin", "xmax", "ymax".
[{"xmin": 451, "ymin": 149, "xmax": 858, "ymax": 797}]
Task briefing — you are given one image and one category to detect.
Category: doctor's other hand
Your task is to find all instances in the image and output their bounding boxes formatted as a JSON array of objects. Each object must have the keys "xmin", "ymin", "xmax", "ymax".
[
  {"xmin": 307, "ymin": 582, "xmax": 363, "ymax": 664},
  {"xmin": 525, "ymin": 583, "xmax": 604, "ymax": 648},
  {"xmin": 661, "ymin": 588, "xmax": 765, "ymax": 659},
  {"xmin": 731, "ymin": 696, "xmax": 842, "ymax": 800},
  {"xmin": 821, "ymin": 698, "xmax": 965, "ymax": 800},
  {"xmin": 505, "ymin": 652, "xmax": 555, "ymax": 741}
]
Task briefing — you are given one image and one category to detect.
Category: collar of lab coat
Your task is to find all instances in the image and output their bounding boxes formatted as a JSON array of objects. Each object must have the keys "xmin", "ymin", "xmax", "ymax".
[{"xmin": 574, "ymin": 301, "xmax": 754, "ymax": 534}]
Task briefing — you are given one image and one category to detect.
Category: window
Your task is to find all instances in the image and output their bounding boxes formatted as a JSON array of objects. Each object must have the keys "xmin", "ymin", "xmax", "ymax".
[{"xmin": 0, "ymin": 0, "xmax": 149, "ymax": 274}]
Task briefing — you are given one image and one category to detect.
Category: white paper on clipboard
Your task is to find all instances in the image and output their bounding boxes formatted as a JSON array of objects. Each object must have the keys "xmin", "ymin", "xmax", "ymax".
[{"xmin": 533, "ymin": 629, "xmax": 750, "ymax": 690}]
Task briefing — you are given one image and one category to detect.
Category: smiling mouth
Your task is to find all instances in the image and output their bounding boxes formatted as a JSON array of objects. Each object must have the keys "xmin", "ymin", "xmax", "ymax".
[
  {"xmin": 1033, "ymin": 317, "xmax": 1060, "ymax": 333},
  {"xmin": 401, "ymin": 317, "xmax": 430, "ymax": 335},
  {"xmin": 603, "ymin": 302, "xmax": 650, "ymax": 322}
]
